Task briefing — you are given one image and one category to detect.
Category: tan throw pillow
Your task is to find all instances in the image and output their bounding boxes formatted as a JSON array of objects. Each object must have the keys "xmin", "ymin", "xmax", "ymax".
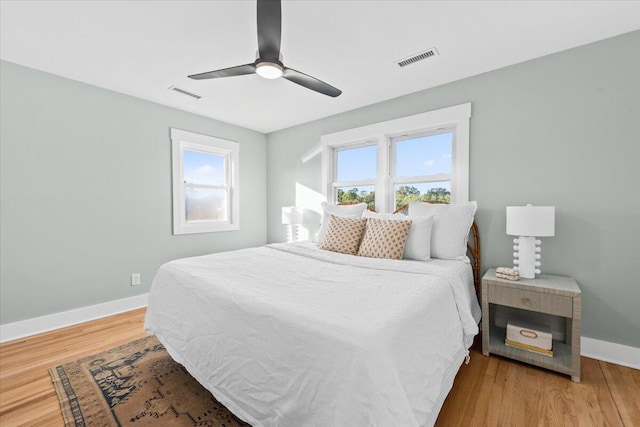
[
  {"xmin": 317, "ymin": 202, "xmax": 367, "ymax": 243},
  {"xmin": 357, "ymin": 218, "xmax": 412, "ymax": 260},
  {"xmin": 320, "ymin": 215, "xmax": 367, "ymax": 255}
]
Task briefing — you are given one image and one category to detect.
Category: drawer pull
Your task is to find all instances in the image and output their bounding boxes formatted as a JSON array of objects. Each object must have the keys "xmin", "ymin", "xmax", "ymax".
[
  {"xmin": 520, "ymin": 329, "xmax": 538, "ymax": 339},
  {"xmin": 521, "ymin": 297, "xmax": 532, "ymax": 306}
]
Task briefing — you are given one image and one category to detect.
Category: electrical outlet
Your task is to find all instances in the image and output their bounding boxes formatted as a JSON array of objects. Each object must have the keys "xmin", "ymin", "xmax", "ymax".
[{"xmin": 131, "ymin": 273, "xmax": 141, "ymax": 286}]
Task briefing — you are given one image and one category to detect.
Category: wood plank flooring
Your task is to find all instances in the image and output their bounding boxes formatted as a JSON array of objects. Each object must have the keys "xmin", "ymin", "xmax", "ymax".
[
  {"xmin": 0, "ymin": 309, "xmax": 147, "ymax": 427},
  {"xmin": 1, "ymin": 308, "xmax": 637, "ymax": 426},
  {"xmin": 436, "ymin": 344, "xmax": 638, "ymax": 426}
]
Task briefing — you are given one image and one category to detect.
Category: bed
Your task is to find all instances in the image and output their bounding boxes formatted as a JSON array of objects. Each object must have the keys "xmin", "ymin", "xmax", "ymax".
[{"xmin": 144, "ymin": 203, "xmax": 481, "ymax": 427}]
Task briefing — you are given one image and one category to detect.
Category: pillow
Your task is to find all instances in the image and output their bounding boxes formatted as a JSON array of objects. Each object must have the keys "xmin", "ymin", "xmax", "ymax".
[
  {"xmin": 362, "ymin": 210, "xmax": 406, "ymax": 221},
  {"xmin": 402, "ymin": 214, "xmax": 434, "ymax": 261},
  {"xmin": 317, "ymin": 202, "xmax": 367, "ymax": 243},
  {"xmin": 408, "ymin": 201, "xmax": 477, "ymax": 260},
  {"xmin": 319, "ymin": 215, "xmax": 367, "ymax": 255},
  {"xmin": 363, "ymin": 210, "xmax": 434, "ymax": 261},
  {"xmin": 357, "ymin": 218, "xmax": 412, "ymax": 260}
]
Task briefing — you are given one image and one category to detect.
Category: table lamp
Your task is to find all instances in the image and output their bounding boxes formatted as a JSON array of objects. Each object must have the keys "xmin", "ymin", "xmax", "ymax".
[
  {"xmin": 281, "ymin": 206, "xmax": 303, "ymax": 242},
  {"xmin": 506, "ymin": 205, "xmax": 555, "ymax": 279}
]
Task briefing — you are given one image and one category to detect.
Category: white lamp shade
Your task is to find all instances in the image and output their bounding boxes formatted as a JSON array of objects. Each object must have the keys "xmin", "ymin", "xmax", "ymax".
[
  {"xmin": 281, "ymin": 206, "xmax": 303, "ymax": 225},
  {"xmin": 506, "ymin": 205, "xmax": 555, "ymax": 237}
]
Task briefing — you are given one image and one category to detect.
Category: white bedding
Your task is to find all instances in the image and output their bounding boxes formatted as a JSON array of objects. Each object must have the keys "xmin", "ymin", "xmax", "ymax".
[{"xmin": 144, "ymin": 242, "xmax": 480, "ymax": 427}]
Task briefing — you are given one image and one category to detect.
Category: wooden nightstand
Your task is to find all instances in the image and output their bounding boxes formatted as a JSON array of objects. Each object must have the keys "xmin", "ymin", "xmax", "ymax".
[{"xmin": 481, "ymin": 268, "xmax": 582, "ymax": 382}]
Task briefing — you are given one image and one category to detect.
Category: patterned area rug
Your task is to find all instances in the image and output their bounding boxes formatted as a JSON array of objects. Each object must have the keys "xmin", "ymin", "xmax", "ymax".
[{"xmin": 50, "ymin": 335, "xmax": 251, "ymax": 426}]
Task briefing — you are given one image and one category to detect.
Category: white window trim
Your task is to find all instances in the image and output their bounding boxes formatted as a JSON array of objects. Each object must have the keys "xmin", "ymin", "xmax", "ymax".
[
  {"xmin": 331, "ymin": 141, "xmax": 377, "ymax": 201},
  {"xmin": 171, "ymin": 128, "xmax": 240, "ymax": 234},
  {"xmin": 389, "ymin": 126, "xmax": 456, "ymax": 208},
  {"xmin": 321, "ymin": 103, "xmax": 471, "ymax": 212}
]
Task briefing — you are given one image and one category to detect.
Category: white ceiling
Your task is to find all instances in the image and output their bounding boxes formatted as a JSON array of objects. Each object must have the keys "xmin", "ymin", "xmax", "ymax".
[{"xmin": 1, "ymin": 1, "xmax": 639, "ymax": 133}]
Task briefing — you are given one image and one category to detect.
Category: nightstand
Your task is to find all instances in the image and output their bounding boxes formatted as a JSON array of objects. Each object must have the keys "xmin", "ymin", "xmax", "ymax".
[{"xmin": 481, "ymin": 268, "xmax": 582, "ymax": 382}]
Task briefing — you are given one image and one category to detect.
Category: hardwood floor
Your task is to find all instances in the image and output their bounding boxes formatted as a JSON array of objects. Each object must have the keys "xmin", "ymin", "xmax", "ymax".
[
  {"xmin": 437, "ymin": 342, "xmax": 639, "ymax": 426},
  {"xmin": 0, "ymin": 309, "xmax": 148, "ymax": 427},
  {"xmin": 0, "ymin": 309, "xmax": 638, "ymax": 426}
]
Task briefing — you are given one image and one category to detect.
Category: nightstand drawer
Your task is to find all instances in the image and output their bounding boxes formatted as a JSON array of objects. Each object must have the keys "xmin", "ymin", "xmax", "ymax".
[{"xmin": 488, "ymin": 285, "xmax": 573, "ymax": 317}]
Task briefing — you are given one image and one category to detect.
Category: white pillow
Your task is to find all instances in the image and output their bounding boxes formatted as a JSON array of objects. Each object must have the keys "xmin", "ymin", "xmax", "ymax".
[
  {"xmin": 403, "ymin": 215, "xmax": 435, "ymax": 261},
  {"xmin": 408, "ymin": 202, "xmax": 477, "ymax": 260},
  {"xmin": 317, "ymin": 202, "xmax": 367, "ymax": 243},
  {"xmin": 362, "ymin": 210, "xmax": 405, "ymax": 221},
  {"xmin": 363, "ymin": 210, "xmax": 434, "ymax": 261}
]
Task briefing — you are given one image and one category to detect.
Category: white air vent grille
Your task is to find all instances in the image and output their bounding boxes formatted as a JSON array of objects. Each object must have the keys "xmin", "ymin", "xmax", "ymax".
[
  {"xmin": 168, "ymin": 86, "xmax": 202, "ymax": 99},
  {"xmin": 396, "ymin": 48, "xmax": 439, "ymax": 68}
]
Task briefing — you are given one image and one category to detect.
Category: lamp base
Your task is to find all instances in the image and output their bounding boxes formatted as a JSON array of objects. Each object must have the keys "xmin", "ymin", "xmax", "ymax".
[
  {"xmin": 286, "ymin": 224, "xmax": 299, "ymax": 243},
  {"xmin": 513, "ymin": 236, "xmax": 540, "ymax": 279}
]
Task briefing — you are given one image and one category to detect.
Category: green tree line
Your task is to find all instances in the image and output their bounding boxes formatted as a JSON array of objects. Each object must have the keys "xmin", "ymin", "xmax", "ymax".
[{"xmin": 337, "ymin": 185, "xmax": 450, "ymax": 211}]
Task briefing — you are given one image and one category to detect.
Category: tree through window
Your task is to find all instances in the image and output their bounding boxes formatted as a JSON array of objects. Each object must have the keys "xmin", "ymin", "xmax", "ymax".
[{"xmin": 322, "ymin": 103, "xmax": 471, "ymax": 212}]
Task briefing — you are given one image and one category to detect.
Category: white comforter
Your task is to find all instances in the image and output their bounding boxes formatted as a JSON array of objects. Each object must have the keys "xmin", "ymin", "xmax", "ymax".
[{"xmin": 144, "ymin": 242, "xmax": 480, "ymax": 427}]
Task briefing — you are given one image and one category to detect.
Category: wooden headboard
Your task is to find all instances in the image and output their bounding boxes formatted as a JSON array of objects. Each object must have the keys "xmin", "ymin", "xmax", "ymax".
[{"xmin": 393, "ymin": 204, "xmax": 481, "ymax": 295}]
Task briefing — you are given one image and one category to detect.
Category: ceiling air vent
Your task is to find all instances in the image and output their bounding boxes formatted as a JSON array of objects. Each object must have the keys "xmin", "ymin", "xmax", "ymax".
[
  {"xmin": 168, "ymin": 86, "xmax": 202, "ymax": 100},
  {"xmin": 396, "ymin": 47, "xmax": 439, "ymax": 68}
]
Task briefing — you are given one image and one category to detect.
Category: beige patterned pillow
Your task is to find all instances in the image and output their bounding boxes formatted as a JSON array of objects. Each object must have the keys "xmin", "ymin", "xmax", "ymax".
[
  {"xmin": 357, "ymin": 218, "xmax": 412, "ymax": 260},
  {"xmin": 320, "ymin": 215, "xmax": 367, "ymax": 255}
]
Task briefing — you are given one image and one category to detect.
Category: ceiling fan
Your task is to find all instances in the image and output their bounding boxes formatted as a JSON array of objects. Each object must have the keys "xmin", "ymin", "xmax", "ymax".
[{"xmin": 188, "ymin": 0, "xmax": 342, "ymax": 97}]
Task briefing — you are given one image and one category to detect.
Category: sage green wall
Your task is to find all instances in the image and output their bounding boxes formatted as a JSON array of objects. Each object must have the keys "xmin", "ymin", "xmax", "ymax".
[
  {"xmin": 0, "ymin": 60, "xmax": 267, "ymax": 324},
  {"xmin": 266, "ymin": 31, "xmax": 640, "ymax": 348}
]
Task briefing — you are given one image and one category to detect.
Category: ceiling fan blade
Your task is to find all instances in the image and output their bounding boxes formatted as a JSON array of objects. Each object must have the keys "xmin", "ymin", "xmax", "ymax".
[
  {"xmin": 188, "ymin": 63, "xmax": 256, "ymax": 80},
  {"xmin": 283, "ymin": 68, "xmax": 342, "ymax": 97},
  {"xmin": 257, "ymin": 0, "xmax": 281, "ymax": 61}
]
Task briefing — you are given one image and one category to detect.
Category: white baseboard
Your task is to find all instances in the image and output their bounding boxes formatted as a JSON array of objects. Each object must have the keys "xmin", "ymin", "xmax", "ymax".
[
  {"xmin": 581, "ymin": 337, "xmax": 640, "ymax": 370},
  {"xmin": 0, "ymin": 293, "xmax": 149, "ymax": 343}
]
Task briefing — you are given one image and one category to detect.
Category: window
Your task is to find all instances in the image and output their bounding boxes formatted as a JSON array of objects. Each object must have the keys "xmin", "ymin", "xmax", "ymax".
[
  {"xmin": 321, "ymin": 103, "xmax": 470, "ymax": 213},
  {"xmin": 171, "ymin": 128, "xmax": 239, "ymax": 234},
  {"xmin": 334, "ymin": 143, "xmax": 377, "ymax": 210},
  {"xmin": 392, "ymin": 129, "xmax": 454, "ymax": 209}
]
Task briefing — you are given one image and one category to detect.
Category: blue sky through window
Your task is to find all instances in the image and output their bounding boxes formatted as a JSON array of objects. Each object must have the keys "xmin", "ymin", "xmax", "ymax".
[
  {"xmin": 396, "ymin": 132, "xmax": 452, "ymax": 176},
  {"xmin": 183, "ymin": 150, "xmax": 225, "ymax": 185},
  {"xmin": 336, "ymin": 133, "xmax": 452, "ymax": 182},
  {"xmin": 337, "ymin": 144, "xmax": 376, "ymax": 181}
]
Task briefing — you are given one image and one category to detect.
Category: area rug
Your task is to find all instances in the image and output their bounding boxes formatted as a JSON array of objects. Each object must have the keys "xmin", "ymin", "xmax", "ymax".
[{"xmin": 50, "ymin": 335, "xmax": 251, "ymax": 426}]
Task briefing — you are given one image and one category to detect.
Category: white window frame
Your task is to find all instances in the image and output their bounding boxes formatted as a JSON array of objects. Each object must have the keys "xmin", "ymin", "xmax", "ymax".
[
  {"xmin": 321, "ymin": 103, "xmax": 471, "ymax": 213},
  {"xmin": 331, "ymin": 140, "xmax": 378, "ymax": 204},
  {"xmin": 171, "ymin": 128, "xmax": 240, "ymax": 234},
  {"xmin": 389, "ymin": 126, "xmax": 456, "ymax": 208}
]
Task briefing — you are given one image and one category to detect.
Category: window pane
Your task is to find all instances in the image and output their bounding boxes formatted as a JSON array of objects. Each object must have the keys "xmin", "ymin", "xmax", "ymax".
[
  {"xmin": 185, "ymin": 187, "xmax": 227, "ymax": 222},
  {"xmin": 396, "ymin": 132, "xmax": 452, "ymax": 177},
  {"xmin": 183, "ymin": 150, "xmax": 225, "ymax": 185},
  {"xmin": 336, "ymin": 185, "xmax": 375, "ymax": 211},
  {"xmin": 395, "ymin": 182, "xmax": 450, "ymax": 210},
  {"xmin": 337, "ymin": 145, "xmax": 377, "ymax": 182}
]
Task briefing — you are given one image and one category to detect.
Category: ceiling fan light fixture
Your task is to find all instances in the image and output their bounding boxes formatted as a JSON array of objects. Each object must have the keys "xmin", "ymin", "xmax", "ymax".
[
  {"xmin": 187, "ymin": 0, "xmax": 341, "ymax": 96},
  {"xmin": 256, "ymin": 62, "xmax": 283, "ymax": 79}
]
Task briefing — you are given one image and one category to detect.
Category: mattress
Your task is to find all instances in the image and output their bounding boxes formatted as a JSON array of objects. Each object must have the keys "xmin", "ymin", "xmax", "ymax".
[{"xmin": 145, "ymin": 242, "xmax": 480, "ymax": 427}]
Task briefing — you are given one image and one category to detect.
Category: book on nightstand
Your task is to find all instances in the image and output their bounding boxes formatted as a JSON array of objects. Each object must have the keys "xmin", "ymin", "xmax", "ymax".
[{"xmin": 505, "ymin": 339, "xmax": 554, "ymax": 357}]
